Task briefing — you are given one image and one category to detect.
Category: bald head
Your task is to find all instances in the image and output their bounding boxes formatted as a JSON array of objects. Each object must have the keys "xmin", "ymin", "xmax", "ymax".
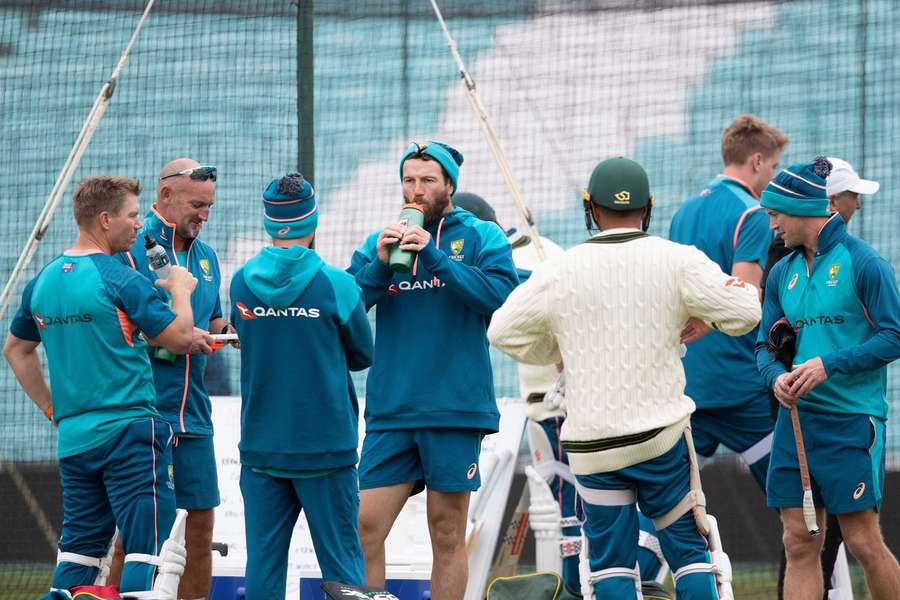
[
  {"xmin": 155, "ymin": 157, "xmax": 216, "ymax": 249},
  {"xmin": 157, "ymin": 157, "xmax": 202, "ymax": 195}
]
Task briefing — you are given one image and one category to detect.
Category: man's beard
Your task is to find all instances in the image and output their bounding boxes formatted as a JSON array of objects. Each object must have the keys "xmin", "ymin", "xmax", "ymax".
[
  {"xmin": 405, "ymin": 190, "xmax": 451, "ymax": 225},
  {"xmin": 177, "ymin": 222, "xmax": 199, "ymax": 241}
]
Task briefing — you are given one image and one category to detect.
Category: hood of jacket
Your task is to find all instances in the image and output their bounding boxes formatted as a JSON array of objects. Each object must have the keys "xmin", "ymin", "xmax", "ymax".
[{"xmin": 242, "ymin": 245, "xmax": 324, "ymax": 308}]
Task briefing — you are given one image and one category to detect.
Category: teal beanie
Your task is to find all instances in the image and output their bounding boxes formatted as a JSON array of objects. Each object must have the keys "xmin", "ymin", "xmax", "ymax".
[
  {"xmin": 399, "ymin": 141, "xmax": 464, "ymax": 194},
  {"xmin": 262, "ymin": 172, "xmax": 318, "ymax": 239},
  {"xmin": 760, "ymin": 157, "xmax": 832, "ymax": 217}
]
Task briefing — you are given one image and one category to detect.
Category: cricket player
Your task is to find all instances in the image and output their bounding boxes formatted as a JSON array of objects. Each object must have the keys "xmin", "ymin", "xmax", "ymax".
[
  {"xmin": 348, "ymin": 141, "xmax": 518, "ymax": 598},
  {"xmin": 761, "ymin": 157, "xmax": 880, "ymax": 599},
  {"xmin": 230, "ymin": 172, "xmax": 373, "ymax": 598},
  {"xmin": 756, "ymin": 157, "xmax": 900, "ymax": 600},
  {"xmin": 452, "ymin": 192, "xmax": 669, "ymax": 597},
  {"xmin": 119, "ymin": 158, "xmax": 226, "ymax": 599},
  {"xmin": 4, "ymin": 176, "xmax": 196, "ymax": 598},
  {"xmin": 669, "ymin": 114, "xmax": 788, "ymax": 489},
  {"xmin": 489, "ymin": 157, "xmax": 761, "ymax": 599}
]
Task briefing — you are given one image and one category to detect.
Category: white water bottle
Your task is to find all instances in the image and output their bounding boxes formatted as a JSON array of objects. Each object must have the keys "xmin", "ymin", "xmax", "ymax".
[
  {"xmin": 144, "ymin": 234, "xmax": 177, "ymax": 362},
  {"xmin": 144, "ymin": 234, "xmax": 171, "ymax": 279}
]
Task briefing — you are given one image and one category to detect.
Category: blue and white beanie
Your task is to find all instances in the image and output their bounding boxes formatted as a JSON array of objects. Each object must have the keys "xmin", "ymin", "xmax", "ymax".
[
  {"xmin": 760, "ymin": 157, "xmax": 832, "ymax": 217},
  {"xmin": 262, "ymin": 172, "xmax": 317, "ymax": 239}
]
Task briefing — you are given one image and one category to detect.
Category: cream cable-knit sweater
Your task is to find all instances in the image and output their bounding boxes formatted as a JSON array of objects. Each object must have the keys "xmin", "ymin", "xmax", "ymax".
[
  {"xmin": 489, "ymin": 228, "xmax": 761, "ymax": 474},
  {"xmin": 509, "ymin": 232, "xmax": 567, "ymax": 422}
]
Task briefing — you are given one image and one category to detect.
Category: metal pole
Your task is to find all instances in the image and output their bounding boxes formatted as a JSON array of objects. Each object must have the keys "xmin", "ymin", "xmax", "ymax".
[
  {"xmin": 857, "ymin": 0, "xmax": 868, "ymax": 239},
  {"xmin": 297, "ymin": 0, "xmax": 315, "ymax": 182}
]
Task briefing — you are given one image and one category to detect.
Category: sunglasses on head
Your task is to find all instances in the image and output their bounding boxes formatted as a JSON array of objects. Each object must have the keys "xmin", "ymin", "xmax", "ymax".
[
  {"xmin": 409, "ymin": 142, "xmax": 429, "ymax": 156},
  {"xmin": 159, "ymin": 165, "xmax": 217, "ymax": 182}
]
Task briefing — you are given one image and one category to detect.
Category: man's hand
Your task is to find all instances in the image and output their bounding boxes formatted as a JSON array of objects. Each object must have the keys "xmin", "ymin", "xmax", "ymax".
[
  {"xmin": 773, "ymin": 371, "xmax": 799, "ymax": 408},
  {"xmin": 155, "ymin": 266, "xmax": 198, "ymax": 296},
  {"xmin": 222, "ymin": 323, "xmax": 239, "ymax": 349},
  {"xmin": 189, "ymin": 327, "xmax": 214, "ymax": 354},
  {"xmin": 398, "ymin": 225, "xmax": 432, "ymax": 252},
  {"xmin": 376, "ymin": 224, "xmax": 406, "ymax": 265},
  {"xmin": 680, "ymin": 317, "xmax": 712, "ymax": 344},
  {"xmin": 788, "ymin": 357, "xmax": 828, "ymax": 398}
]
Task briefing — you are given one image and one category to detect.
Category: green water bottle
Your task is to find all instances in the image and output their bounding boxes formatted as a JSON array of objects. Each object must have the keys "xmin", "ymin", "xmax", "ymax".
[{"xmin": 388, "ymin": 204, "xmax": 425, "ymax": 273}]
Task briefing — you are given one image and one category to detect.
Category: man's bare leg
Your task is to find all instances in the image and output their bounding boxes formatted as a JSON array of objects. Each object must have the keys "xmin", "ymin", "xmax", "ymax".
[
  {"xmin": 781, "ymin": 507, "xmax": 826, "ymax": 600},
  {"xmin": 426, "ymin": 489, "xmax": 470, "ymax": 600},
  {"xmin": 178, "ymin": 507, "xmax": 214, "ymax": 599},
  {"xmin": 359, "ymin": 483, "xmax": 415, "ymax": 588},
  {"xmin": 838, "ymin": 509, "xmax": 900, "ymax": 600},
  {"xmin": 109, "ymin": 538, "xmax": 124, "ymax": 586}
]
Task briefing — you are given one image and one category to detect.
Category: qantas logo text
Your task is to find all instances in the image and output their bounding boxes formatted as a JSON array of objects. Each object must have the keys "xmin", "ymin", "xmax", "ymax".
[
  {"xmin": 387, "ymin": 279, "xmax": 446, "ymax": 295},
  {"xmin": 33, "ymin": 313, "xmax": 93, "ymax": 329},
  {"xmin": 794, "ymin": 314, "xmax": 845, "ymax": 329},
  {"xmin": 236, "ymin": 301, "xmax": 319, "ymax": 319}
]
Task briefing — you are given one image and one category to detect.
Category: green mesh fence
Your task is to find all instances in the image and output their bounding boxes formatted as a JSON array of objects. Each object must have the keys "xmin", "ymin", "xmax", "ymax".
[{"xmin": 1, "ymin": 1, "xmax": 897, "ymax": 597}]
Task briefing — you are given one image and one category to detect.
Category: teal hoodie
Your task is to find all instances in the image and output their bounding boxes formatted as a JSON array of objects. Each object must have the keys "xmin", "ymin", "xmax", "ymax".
[
  {"xmin": 756, "ymin": 216, "xmax": 900, "ymax": 418},
  {"xmin": 120, "ymin": 207, "xmax": 223, "ymax": 436},
  {"xmin": 349, "ymin": 207, "xmax": 518, "ymax": 433},
  {"xmin": 243, "ymin": 246, "xmax": 323, "ymax": 307},
  {"xmin": 230, "ymin": 245, "xmax": 373, "ymax": 471}
]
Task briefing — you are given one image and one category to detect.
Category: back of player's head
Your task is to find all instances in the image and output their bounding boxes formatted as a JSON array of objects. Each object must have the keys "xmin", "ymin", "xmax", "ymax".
[
  {"xmin": 73, "ymin": 176, "xmax": 142, "ymax": 227},
  {"xmin": 453, "ymin": 192, "xmax": 498, "ymax": 224},
  {"xmin": 262, "ymin": 172, "xmax": 317, "ymax": 239},
  {"xmin": 721, "ymin": 114, "xmax": 788, "ymax": 166},
  {"xmin": 583, "ymin": 157, "xmax": 652, "ymax": 211}
]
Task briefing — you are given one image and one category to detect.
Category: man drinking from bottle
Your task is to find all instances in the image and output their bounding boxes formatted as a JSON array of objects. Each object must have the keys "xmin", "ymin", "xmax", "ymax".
[{"xmin": 348, "ymin": 140, "xmax": 518, "ymax": 599}]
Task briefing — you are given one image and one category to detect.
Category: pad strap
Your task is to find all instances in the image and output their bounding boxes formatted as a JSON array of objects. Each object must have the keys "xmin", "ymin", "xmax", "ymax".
[
  {"xmin": 559, "ymin": 516, "xmax": 582, "ymax": 528},
  {"xmin": 683, "ymin": 427, "xmax": 711, "ymax": 535},
  {"xmin": 652, "ymin": 489, "xmax": 704, "ymax": 530},
  {"xmin": 123, "ymin": 553, "xmax": 161, "ymax": 566},
  {"xmin": 57, "ymin": 551, "xmax": 102, "ymax": 569},
  {"xmin": 559, "ymin": 535, "xmax": 583, "ymax": 558},
  {"xmin": 673, "ymin": 562, "xmax": 715, "ymax": 581},
  {"xmin": 574, "ymin": 480, "xmax": 636, "ymax": 506},
  {"xmin": 653, "ymin": 427, "xmax": 712, "ymax": 533},
  {"xmin": 588, "ymin": 565, "xmax": 640, "ymax": 585}
]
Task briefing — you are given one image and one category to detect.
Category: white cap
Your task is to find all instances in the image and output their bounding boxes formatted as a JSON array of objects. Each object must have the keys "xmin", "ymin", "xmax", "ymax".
[{"xmin": 826, "ymin": 157, "xmax": 880, "ymax": 196}]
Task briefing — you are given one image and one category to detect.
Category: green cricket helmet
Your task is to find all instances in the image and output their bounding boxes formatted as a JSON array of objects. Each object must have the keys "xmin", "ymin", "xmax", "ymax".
[{"xmin": 582, "ymin": 157, "xmax": 652, "ymax": 211}]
